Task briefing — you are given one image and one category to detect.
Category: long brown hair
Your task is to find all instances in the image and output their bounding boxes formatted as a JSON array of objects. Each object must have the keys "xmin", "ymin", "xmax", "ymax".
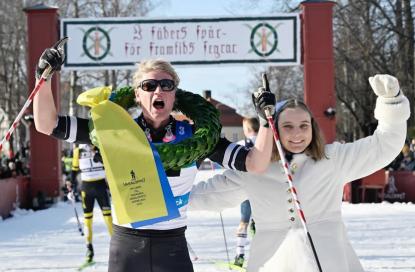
[{"xmin": 271, "ymin": 99, "xmax": 326, "ymax": 162}]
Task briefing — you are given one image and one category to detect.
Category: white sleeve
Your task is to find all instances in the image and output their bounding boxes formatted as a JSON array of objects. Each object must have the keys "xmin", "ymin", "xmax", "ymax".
[
  {"xmin": 331, "ymin": 95, "xmax": 410, "ymax": 183},
  {"xmin": 189, "ymin": 170, "xmax": 248, "ymax": 212}
]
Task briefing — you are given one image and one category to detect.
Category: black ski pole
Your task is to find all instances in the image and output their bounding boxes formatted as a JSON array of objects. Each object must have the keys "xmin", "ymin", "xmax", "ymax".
[
  {"xmin": 219, "ymin": 213, "xmax": 232, "ymax": 270},
  {"xmin": 68, "ymin": 192, "xmax": 84, "ymax": 236}
]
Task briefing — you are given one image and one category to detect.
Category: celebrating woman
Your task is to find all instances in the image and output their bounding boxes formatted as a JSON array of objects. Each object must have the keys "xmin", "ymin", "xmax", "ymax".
[
  {"xmin": 190, "ymin": 74, "xmax": 410, "ymax": 272},
  {"xmin": 33, "ymin": 44, "xmax": 275, "ymax": 271}
]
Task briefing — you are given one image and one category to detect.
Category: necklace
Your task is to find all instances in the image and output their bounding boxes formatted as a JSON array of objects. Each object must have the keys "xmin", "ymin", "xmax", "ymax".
[{"xmin": 137, "ymin": 115, "xmax": 177, "ymax": 143}]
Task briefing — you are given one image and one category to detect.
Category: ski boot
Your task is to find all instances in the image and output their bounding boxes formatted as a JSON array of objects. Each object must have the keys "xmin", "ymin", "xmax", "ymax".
[
  {"xmin": 86, "ymin": 243, "xmax": 94, "ymax": 263},
  {"xmin": 233, "ymin": 254, "xmax": 245, "ymax": 267},
  {"xmin": 78, "ymin": 244, "xmax": 95, "ymax": 270}
]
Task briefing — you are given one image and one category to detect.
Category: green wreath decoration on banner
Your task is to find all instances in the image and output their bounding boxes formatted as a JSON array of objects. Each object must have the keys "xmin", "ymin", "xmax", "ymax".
[{"xmin": 89, "ymin": 86, "xmax": 222, "ymax": 170}]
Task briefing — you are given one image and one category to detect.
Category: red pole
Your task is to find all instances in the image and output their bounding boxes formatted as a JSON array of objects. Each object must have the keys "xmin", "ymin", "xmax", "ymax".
[
  {"xmin": 301, "ymin": 0, "xmax": 336, "ymax": 143},
  {"xmin": 24, "ymin": 4, "xmax": 61, "ymax": 203}
]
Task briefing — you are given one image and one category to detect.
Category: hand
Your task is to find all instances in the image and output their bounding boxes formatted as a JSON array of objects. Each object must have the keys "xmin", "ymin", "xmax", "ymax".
[
  {"xmin": 93, "ymin": 151, "xmax": 103, "ymax": 163},
  {"xmin": 65, "ymin": 181, "xmax": 73, "ymax": 192},
  {"xmin": 67, "ymin": 191, "xmax": 75, "ymax": 202},
  {"xmin": 368, "ymin": 74, "xmax": 401, "ymax": 98},
  {"xmin": 35, "ymin": 43, "xmax": 65, "ymax": 80},
  {"xmin": 252, "ymin": 74, "xmax": 276, "ymax": 127}
]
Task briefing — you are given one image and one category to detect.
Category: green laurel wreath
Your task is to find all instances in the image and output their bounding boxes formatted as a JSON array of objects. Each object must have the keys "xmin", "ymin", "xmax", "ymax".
[{"xmin": 91, "ymin": 86, "xmax": 221, "ymax": 170}]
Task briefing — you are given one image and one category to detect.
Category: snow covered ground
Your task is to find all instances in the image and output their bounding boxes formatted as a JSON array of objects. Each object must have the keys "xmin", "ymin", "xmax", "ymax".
[{"xmin": 0, "ymin": 170, "xmax": 415, "ymax": 272}]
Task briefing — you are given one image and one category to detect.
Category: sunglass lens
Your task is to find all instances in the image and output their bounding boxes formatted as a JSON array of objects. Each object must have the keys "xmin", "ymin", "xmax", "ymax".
[
  {"xmin": 142, "ymin": 80, "xmax": 158, "ymax": 92},
  {"xmin": 160, "ymin": 79, "xmax": 175, "ymax": 91}
]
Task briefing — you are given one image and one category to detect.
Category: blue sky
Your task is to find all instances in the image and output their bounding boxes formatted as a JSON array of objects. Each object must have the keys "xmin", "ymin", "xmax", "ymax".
[{"xmin": 147, "ymin": 0, "xmax": 277, "ymax": 111}]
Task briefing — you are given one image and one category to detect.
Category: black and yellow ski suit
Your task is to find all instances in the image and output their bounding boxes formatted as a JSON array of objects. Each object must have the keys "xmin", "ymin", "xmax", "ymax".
[{"xmin": 73, "ymin": 144, "xmax": 113, "ymax": 246}]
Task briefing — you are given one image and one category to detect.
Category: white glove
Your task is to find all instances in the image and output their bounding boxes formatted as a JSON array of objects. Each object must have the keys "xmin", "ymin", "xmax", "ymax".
[
  {"xmin": 368, "ymin": 74, "xmax": 401, "ymax": 98},
  {"xmin": 67, "ymin": 191, "xmax": 75, "ymax": 202}
]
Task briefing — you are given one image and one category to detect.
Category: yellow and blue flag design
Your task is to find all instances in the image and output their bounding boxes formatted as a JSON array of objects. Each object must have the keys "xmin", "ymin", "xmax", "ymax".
[{"xmin": 77, "ymin": 87, "xmax": 179, "ymax": 226}]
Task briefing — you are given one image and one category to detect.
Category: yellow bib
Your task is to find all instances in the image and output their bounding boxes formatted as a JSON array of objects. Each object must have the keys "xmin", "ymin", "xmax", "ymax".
[{"xmin": 77, "ymin": 87, "xmax": 170, "ymax": 225}]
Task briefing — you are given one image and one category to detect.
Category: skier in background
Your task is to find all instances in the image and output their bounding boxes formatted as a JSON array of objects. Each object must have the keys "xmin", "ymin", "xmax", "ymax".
[
  {"xmin": 71, "ymin": 144, "xmax": 113, "ymax": 266},
  {"xmin": 234, "ymin": 117, "xmax": 259, "ymax": 267}
]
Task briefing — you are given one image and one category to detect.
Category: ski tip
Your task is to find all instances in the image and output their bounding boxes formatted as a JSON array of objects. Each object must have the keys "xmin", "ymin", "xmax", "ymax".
[
  {"xmin": 215, "ymin": 261, "xmax": 246, "ymax": 271},
  {"xmin": 52, "ymin": 37, "xmax": 69, "ymax": 50},
  {"xmin": 262, "ymin": 73, "xmax": 269, "ymax": 91},
  {"xmin": 78, "ymin": 260, "xmax": 96, "ymax": 271}
]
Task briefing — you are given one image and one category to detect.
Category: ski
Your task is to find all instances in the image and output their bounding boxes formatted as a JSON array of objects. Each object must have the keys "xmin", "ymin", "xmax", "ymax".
[
  {"xmin": 78, "ymin": 260, "xmax": 96, "ymax": 271},
  {"xmin": 6, "ymin": 261, "xmax": 104, "ymax": 271},
  {"xmin": 215, "ymin": 261, "xmax": 247, "ymax": 271},
  {"xmin": 5, "ymin": 266, "xmax": 83, "ymax": 271}
]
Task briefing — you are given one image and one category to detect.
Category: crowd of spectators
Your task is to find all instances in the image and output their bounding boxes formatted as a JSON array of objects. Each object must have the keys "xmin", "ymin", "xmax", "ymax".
[
  {"xmin": 0, "ymin": 145, "xmax": 30, "ymax": 179},
  {"xmin": 387, "ymin": 138, "xmax": 415, "ymax": 171}
]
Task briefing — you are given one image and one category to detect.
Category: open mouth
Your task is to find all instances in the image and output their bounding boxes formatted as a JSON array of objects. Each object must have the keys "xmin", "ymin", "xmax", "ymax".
[{"xmin": 153, "ymin": 100, "xmax": 165, "ymax": 109}]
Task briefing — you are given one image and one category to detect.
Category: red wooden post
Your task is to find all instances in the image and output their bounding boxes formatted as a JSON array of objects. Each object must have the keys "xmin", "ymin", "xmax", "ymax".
[
  {"xmin": 24, "ymin": 4, "xmax": 61, "ymax": 204},
  {"xmin": 301, "ymin": 0, "xmax": 336, "ymax": 143}
]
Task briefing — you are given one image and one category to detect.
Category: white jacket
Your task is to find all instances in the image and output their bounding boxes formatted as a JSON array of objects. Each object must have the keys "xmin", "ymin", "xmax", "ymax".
[{"xmin": 190, "ymin": 94, "xmax": 410, "ymax": 272}]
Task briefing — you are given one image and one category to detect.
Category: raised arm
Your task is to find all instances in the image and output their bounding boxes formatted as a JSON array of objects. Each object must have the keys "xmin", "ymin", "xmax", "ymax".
[
  {"xmin": 333, "ymin": 74, "xmax": 410, "ymax": 182},
  {"xmin": 245, "ymin": 74, "xmax": 275, "ymax": 173},
  {"xmin": 34, "ymin": 80, "xmax": 57, "ymax": 135},
  {"xmin": 207, "ymin": 75, "xmax": 275, "ymax": 173},
  {"xmin": 245, "ymin": 124, "xmax": 274, "ymax": 173},
  {"xmin": 33, "ymin": 46, "xmax": 65, "ymax": 135}
]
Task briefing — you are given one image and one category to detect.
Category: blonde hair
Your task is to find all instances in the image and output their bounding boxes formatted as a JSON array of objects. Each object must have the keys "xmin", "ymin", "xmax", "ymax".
[
  {"xmin": 133, "ymin": 59, "xmax": 180, "ymax": 90},
  {"xmin": 271, "ymin": 99, "xmax": 326, "ymax": 162},
  {"xmin": 402, "ymin": 144, "xmax": 410, "ymax": 156}
]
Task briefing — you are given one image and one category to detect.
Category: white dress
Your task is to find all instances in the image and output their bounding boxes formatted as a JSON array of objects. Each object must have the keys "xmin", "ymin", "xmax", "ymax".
[{"xmin": 189, "ymin": 94, "xmax": 410, "ymax": 272}]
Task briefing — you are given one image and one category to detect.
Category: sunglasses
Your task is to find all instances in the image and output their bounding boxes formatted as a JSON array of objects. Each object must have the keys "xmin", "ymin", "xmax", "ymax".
[{"xmin": 139, "ymin": 79, "xmax": 176, "ymax": 92}]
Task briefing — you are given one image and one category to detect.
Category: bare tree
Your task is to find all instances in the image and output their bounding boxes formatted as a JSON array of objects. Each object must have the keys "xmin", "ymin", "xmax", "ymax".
[
  {"xmin": 334, "ymin": 0, "xmax": 414, "ymax": 139},
  {"xmin": 0, "ymin": 0, "xmax": 28, "ymax": 153},
  {"xmin": 43, "ymin": 0, "xmax": 158, "ymax": 117},
  {"xmin": 232, "ymin": 0, "xmax": 304, "ymax": 116},
  {"xmin": 0, "ymin": 0, "xmax": 158, "ymax": 153},
  {"xmin": 234, "ymin": 0, "xmax": 414, "ymax": 138}
]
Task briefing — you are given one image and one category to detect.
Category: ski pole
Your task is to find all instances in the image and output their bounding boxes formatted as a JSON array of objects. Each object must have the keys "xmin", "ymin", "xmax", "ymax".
[
  {"xmin": 209, "ymin": 161, "xmax": 232, "ymax": 269},
  {"xmin": 262, "ymin": 74, "xmax": 323, "ymax": 272},
  {"xmin": 0, "ymin": 37, "xmax": 68, "ymax": 153},
  {"xmin": 208, "ymin": 161, "xmax": 232, "ymax": 269},
  {"xmin": 219, "ymin": 212, "xmax": 232, "ymax": 270},
  {"xmin": 68, "ymin": 192, "xmax": 84, "ymax": 236}
]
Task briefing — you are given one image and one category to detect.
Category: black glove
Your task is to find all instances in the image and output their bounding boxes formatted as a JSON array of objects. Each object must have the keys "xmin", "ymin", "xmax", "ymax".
[
  {"xmin": 93, "ymin": 150, "xmax": 103, "ymax": 163},
  {"xmin": 35, "ymin": 47, "xmax": 65, "ymax": 80},
  {"xmin": 252, "ymin": 74, "xmax": 276, "ymax": 127}
]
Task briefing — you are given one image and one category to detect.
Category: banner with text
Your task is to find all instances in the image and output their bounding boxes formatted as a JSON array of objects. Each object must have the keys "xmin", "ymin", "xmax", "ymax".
[{"xmin": 61, "ymin": 15, "xmax": 300, "ymax": 70}]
